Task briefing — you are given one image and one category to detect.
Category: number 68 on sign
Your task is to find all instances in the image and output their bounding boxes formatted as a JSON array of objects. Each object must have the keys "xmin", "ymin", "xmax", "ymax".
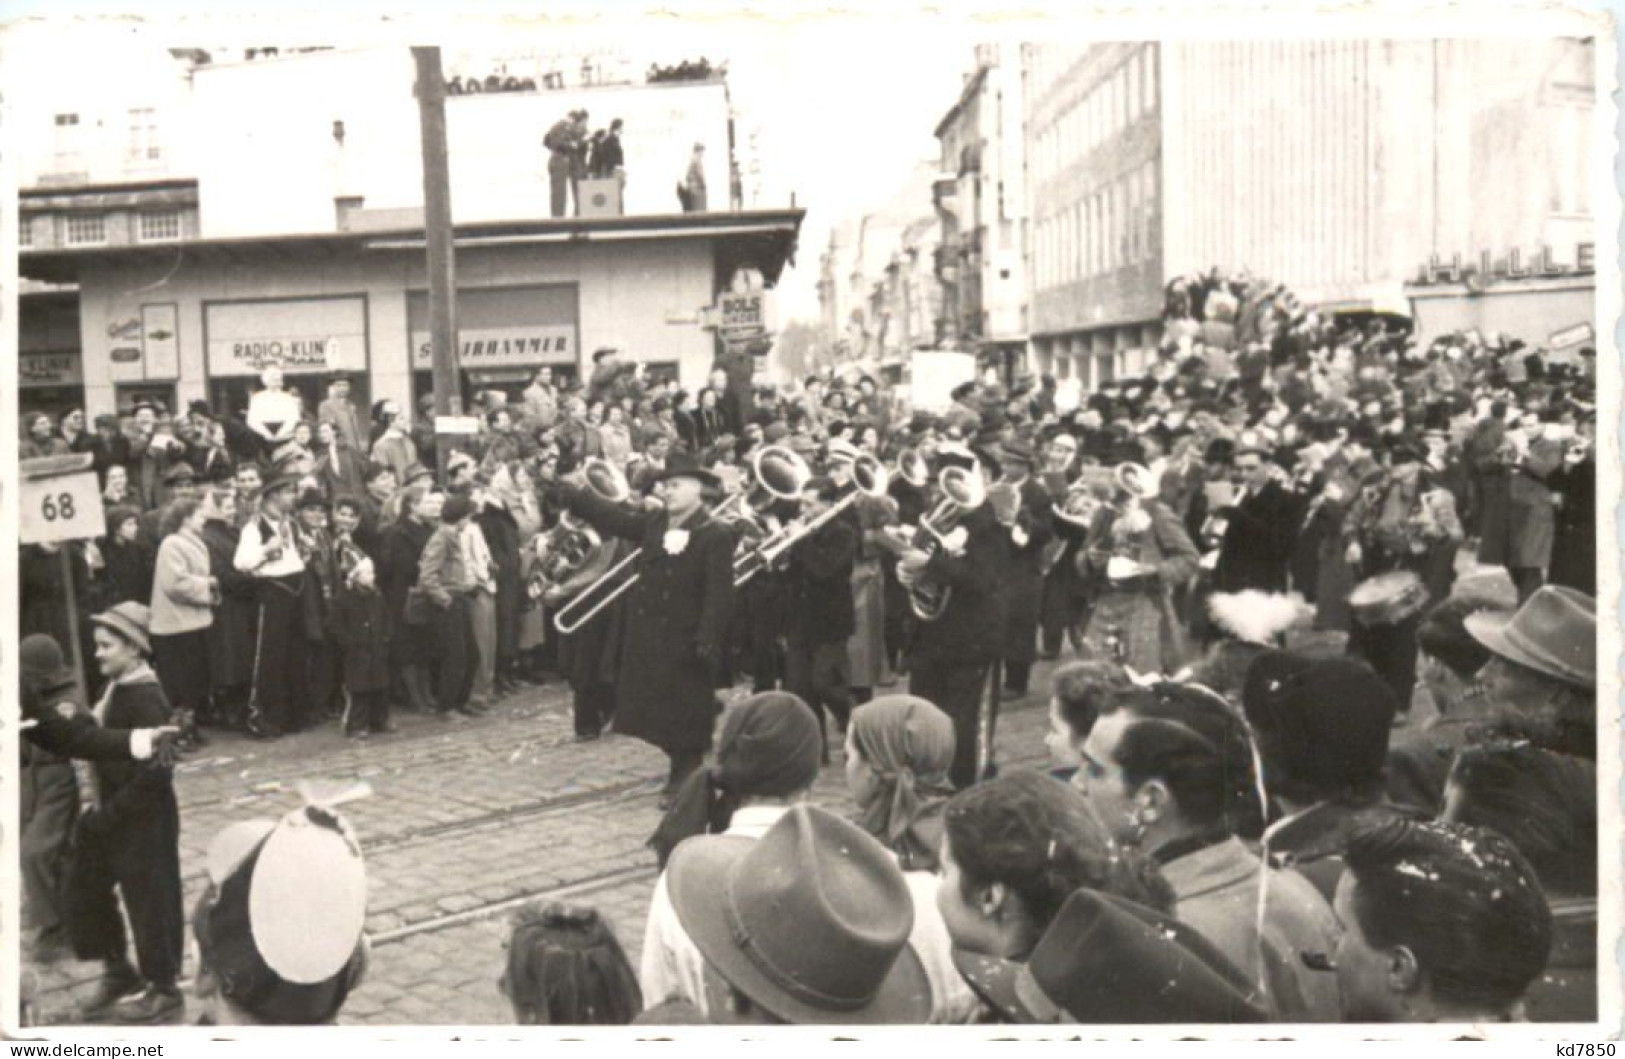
[{"xmin": 21, "ymin": 454, "xmax": 106, "ymax": 545}]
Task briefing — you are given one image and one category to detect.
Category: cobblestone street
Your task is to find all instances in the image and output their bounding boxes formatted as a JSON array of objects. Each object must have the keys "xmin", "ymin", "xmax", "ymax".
[{"xmin": 24, "ymin": 665, "xmax": 1061, "ymax": 1028}]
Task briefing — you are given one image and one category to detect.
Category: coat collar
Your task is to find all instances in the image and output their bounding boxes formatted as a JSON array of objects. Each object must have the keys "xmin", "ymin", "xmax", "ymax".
[{"xmin": 1156, "ymin": 835, "xmax": 1261, "ymax": 904}]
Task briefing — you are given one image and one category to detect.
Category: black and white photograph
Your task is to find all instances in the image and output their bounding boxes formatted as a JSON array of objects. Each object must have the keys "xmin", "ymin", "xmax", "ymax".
[{"xmin": 2, "ymin": 3, "xmax": 1617, "ymax": 1042}]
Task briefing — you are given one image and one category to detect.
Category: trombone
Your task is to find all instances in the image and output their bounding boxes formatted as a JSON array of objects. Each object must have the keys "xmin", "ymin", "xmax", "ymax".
[
  {"xmin": 733, "ymin": 452, "xmax": 890, "ymax": 588},
  {"xmin": 551, "ymin": 458, "xmax": 641, "ymax": 636}
]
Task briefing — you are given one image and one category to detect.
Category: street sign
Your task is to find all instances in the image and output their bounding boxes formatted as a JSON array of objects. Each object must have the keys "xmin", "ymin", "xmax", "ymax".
[
  {"xmin": 1549, "ymin": 322, "xmax": 1594, "ymax": 350},
  {"xmin": 435, "ymin": 415, "xmax": 482, "ymax": 435},
  {"xmin": 717, "ymin": 291, "xmax": 766, "ymax": 337},
  {"xmin": 21, "ymin": 455, "xmax": 105, "ymax": 545}
]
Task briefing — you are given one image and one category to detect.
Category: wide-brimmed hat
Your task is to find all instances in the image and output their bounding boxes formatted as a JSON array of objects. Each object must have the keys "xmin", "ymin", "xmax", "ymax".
[
  {"xmin": 19, "ymin": 633, "xmax": 76, "ymax": 695},
  {"xmin": 953, "ymin": 890, "xmax": 1266, "ymax": 1024},
  {"xmin": 666, "ymin": 804, "xmax": 931, "ymax": 1024},
  {"xmin": 654, "ymin": 451, "xmax": 719, "ymax": 488},
  {"xmin": 1465, "ymin": 585, "xmax": 1595, "ymax": 689},
  {"xmin": 90, "ymin": 601, "xmax": 152, "ymax": 657},
  {"xmin": 195, "ymin": 802, "xmax": 368, "ymax": 1024}
]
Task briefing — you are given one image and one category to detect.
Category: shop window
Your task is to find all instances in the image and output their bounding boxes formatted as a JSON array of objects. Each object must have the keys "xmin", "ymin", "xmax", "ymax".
[
  {"xmin": 65, "ymin": 214, "xmax": 106, "ymax": 246},
  {"xmin": 642, "ymin": 361, "xmax": 680, "ymax": 387},
  {"xmin": 18, "ymin": 219, "xmax": 32, "ymax": 248},
  {"xmin": 139, "ymin": 210, "xmax": 182, "ymax": 242}
]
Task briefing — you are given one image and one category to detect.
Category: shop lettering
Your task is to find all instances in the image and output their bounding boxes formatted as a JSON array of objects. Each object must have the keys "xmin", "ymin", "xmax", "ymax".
[
  {"xmin": 1417, "ymin": 244, "xmax": 1595, "ymax": 284},
  {"xmin": 416, "ymin": 335, "xmax": 572, "ymax": 360},
  {"xmin": 232, "ymin": 339, "xmax": 332, "ymax": 367},
  {"xmin": 20, "ymin": 353, "xmax": 78, "ymax": 382}
]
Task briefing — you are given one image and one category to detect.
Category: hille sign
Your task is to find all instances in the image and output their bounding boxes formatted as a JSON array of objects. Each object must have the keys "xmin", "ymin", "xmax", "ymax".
[{"xmin": 1414, "ymin": 244, "xmax": 1596, "ymax": 285}]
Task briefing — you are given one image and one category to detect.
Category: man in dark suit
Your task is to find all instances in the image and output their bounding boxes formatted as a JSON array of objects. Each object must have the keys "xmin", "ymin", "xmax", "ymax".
[
  {"xmin": 782, "ymin": 476, "xmax": 858, "ymax": 760},
  {"xmin": 899, "ymin": 453, "xmax": 1008, "ymax": 789},
  {"xmin": 556, "ymin": 452, "xmax": 735, "ymax": 806},
  {"xmin": 991, "ymin": 440, "xmax": 1053, "ymax": 697},
  {"xmin": 1213, "ymin": 440, "xmax": 1297, "ymax": 594}
]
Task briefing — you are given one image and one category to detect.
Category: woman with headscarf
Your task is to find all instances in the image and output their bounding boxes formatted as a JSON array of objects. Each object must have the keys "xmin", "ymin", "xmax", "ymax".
[
  {"xmin": 844, "ymin": 695, "xmax": 978, "ymax": 1023},
  {"xmin": 638, "ymin": 692, "xmax": 822, "ymax": 1019},
  {"xmin": 844, "ymin": 695, "xmax": 955, "ymax": 871}
]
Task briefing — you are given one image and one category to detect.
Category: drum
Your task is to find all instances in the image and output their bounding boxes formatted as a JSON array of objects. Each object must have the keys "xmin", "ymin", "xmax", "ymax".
[{"xmin": 1348, "ymin": 570, "xmax": 1430, "ymax": 627}]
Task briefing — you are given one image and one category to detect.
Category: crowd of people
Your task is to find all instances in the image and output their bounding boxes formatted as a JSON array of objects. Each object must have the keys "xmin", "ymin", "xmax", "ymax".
[
  {"xmin": 645, "ymin": 57, "xmax": 724, "ymax": 84},
  {"xmin": 17, "ymin": 267, "xmax": 1600, "ymax": 1027}
]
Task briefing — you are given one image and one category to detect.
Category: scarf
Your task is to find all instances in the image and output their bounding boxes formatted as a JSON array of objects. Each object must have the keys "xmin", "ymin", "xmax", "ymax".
[
  {"xmin": 849, "ymin": 695, "xmax": 956, "ymax": 872},
  {"xmin": 648, "ymin": 692, "xmax": 822, "ymax": 869}
]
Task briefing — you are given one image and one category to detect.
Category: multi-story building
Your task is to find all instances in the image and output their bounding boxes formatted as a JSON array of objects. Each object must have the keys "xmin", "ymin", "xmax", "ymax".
[
  {"xmin": 934, "ymin": 44, "xmax": 1028, "ymax": 378},
  {"xmin": 13, "ymin": 41, "xmax": 801, "ymax": 420},
  {"xmin": 1024, "ymin": 38, "xmax": 1597, "ymax": 388}
]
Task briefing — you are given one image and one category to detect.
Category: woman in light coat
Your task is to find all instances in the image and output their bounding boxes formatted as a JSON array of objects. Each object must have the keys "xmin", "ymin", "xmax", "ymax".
[{"xmin": 150, "ymin": 497, "xmax": 220, "ymax": 747}]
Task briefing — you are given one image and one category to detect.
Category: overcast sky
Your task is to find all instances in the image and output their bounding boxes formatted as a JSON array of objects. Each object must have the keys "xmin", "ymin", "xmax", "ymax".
[{"xmin": 716, "ymin": 27, "xmax": 972, "ymax": 322}]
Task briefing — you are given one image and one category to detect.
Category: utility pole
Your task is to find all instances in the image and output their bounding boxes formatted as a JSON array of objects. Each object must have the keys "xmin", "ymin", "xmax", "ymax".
[{"xmin": 413, "ymin": 45, "xmax": 459, "ymax": 482}]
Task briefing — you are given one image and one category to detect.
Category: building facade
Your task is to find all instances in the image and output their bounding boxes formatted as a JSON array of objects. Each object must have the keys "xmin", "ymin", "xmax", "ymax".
[
  {"xmin": 934, "ymin": 44, "xmax": 1028, "ymax": 377},
  {"xmin": 1024, "ymin": 38, "xmax": 1597, "ymax": 386},
  {"xmin": 13, "ymin": 43, "xmax": 800, "ymax": 421}
]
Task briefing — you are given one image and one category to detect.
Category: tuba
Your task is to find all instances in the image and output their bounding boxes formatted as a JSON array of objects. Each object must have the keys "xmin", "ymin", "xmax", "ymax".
[
  {"xmin": 1114, "ymin": 462, "xmax": 1158, "ymax": 503},
  {"xmin": 894, "ymin": 447, "xmax": 930, "ymax": 489},
  {"xmin": 900, "ymin": 465, "xmax": 987, "ymax": 621},
  {"xmin": 537, "ymin": 512, "xmax": 603, "ymax": 586}
]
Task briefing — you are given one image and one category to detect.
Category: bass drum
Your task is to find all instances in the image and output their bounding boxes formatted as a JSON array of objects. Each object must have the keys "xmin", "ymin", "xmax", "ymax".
[{"xmin": 1348, "ymin": 570, "xmax": 1430, "ymax": 628}]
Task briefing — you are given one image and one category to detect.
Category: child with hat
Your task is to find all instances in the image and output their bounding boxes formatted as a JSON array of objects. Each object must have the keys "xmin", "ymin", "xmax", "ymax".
[{"xmin": 71, "ymin": 602, "xmax": 185, "ymax": 1024}]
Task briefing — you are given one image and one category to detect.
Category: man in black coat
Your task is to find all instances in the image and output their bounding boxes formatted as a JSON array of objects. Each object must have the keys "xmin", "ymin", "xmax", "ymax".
[
  {"xmin": 781, "ymin": 476, "xmax": 858, "ymax": 760},
  {"xmin": 1212, "ymin": 441, "xmax": 1298, "ymax": 594},
  {"xmin": 900, "ymin": 456, "xmax": 1009, "ymax": 790},
  {"xmin": 557, "ymin": 453, "xmax": 735, "ymax": 805},
  {"xmin": 991, "ymin": 440, "xmax": 1053, "ymax": 696}
]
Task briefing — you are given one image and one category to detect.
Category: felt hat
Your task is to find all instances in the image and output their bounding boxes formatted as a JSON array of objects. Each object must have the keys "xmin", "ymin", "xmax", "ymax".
[
  {"xmin": 19, "ymin": 633, "xmax": 76, "ymax": 695},
  {"xmin": 1465, "ymin": 585, "xmax": 1595, "ymax": 689},
  {"xmin": 995, "ymin": 438, "xmax": 1037, "ymax": 469},
  {"xmin": 953, "ymin": 890, "xmax": 1266, "ymax": 1024},
  {"xmin": 667, "ymin": 805, "xmax": 931, "ymax": 1024},
  {"xmin": 654, "ymin": 451, "xmax": 720, "ymax": 488},
  {"xmin": 591, "ymin": 347, "xmax": 619, "ymax": 364},
  {"xmin": 90, "ymin": 601, "xmax": 152, "ymax": 657},
  {"xmin": 1241, "ymin": 651, "xmax": 1397, "ymax": 795},
  {"xmin": 403, "ymin": 464, "xmax": 437, "ymax": 487},
  {"xmin": 194, "ymin": 803, "xmax": 368, "ymax": 1025},
  {"xmin": 825, "ymin": 438, "xmax": 863, "ymax": 466},
  {"xmin": 162, "ymin": 462, "xmax": 198, "ymax": 485},
  {"xmin": 296, "ymin": 488, "xmax": 331, "ymax": 511}
]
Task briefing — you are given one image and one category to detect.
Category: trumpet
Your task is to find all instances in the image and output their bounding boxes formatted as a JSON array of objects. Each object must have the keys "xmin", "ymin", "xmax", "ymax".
[
  {"xmin": 551, "ymin": 459, "xmax": 640, "ymax": 636},
  {"xmin": 899, "ymin": 465, "xmax": 987, "ymax": 621},
  {"xmin": 734, "ymin": 452, "xmax": 890, "ymax": 588}
]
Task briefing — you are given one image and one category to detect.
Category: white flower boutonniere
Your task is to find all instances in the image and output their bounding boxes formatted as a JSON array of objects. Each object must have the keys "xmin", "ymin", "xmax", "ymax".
[{"xmin": 663, "ymin": 529, "xmax": 690, "ymax": 556}]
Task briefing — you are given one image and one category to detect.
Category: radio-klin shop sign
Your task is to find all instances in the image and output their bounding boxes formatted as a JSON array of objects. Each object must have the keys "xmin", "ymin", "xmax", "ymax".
[
  {"xmin": 206, "ymin": 297, "xmax": 367, "ymax": 377},
  {"xmin": 411, "ymin": 327, "xmax": 575, "ymax": 368}
]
